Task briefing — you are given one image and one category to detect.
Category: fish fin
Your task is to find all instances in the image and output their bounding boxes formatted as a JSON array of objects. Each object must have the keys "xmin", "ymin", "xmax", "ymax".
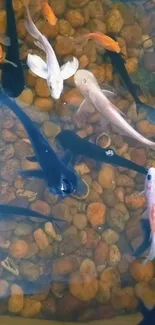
[
  {"xmin": 138, "ymin": 190, "xmax": 145, "ymax": 196},
  {"xmin": 18, "ymin": 169, "xmax": 44, "ymax": 179},
  {"xmin": 133, "ymin": 219, "xmax": 151, "ymax": 257},
  {"xmin": 62, "ymin": 150, "xmax": 74, "ymax": 166},
  {"xmin": 22, "ymin": 138, "xmax": 31, "ymax": 144},
  {"xmin": 27, "ymin": 54, "xmax": 48, "ymax": 79},
  {"xmin": 34, "ymin": 40, "xmax": 45, "ymax": 51},
  {"xmin": 100, "ymin": 84, "xmax": 117, "ymax": 98},
  {"xmin": 143, "ymin": 232, "xmax": 155, "ymax": 264},
  {"xmin": 60, "ymin": 57, "xmax": 79, "ymax": 80},
  {"xmin": 26, "ymin": 155, "xmax": 37, "ymax": 162},
  {"xmin": 76, "ymin": 98, "xmax": 95, "ymax": 124},
  {"xmin": 3, "ymin": 59, "xmax": 17, "ymax": 68},
  {"xmin": 0, "ymin": 34, "xmax": 10, "ymax": 46},
  {"xmin": 136, "ymin": 101, "xmax": 155, "ymax": 125},
  {"xmin": 21, "ymin": 60, "xmax": 29, "ymax": 70}
]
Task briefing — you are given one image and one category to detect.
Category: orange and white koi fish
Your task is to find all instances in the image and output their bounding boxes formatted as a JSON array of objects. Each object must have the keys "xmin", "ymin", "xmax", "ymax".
[
  {"xmin": 40, "ymin": 0, "xmax": 57, "ymax": 25},
  {"xmin": 74, "ymin": 32, "xmax": 121, "ymax": 53}
]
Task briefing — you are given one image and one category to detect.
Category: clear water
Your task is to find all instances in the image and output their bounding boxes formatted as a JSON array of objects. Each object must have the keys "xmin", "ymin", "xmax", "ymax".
[{"xmin": 0, "ymin": 0, "xmax": 154, "ymax": 322}]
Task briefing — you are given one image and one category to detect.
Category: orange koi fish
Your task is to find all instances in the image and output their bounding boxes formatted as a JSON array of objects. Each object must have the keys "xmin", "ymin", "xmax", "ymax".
[
  {"xmin": 74, "ymin": 32, "xmax": 121, "ymax": 53},
  {"xmin": 40, "ymin": 0, "xmax": 57, "ymax": 25}
]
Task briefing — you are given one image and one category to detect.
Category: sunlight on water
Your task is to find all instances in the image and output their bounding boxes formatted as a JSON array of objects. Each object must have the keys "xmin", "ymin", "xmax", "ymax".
[{"xmin": 0, "ymin": 0, "xmax": 155, "ymax": 323}]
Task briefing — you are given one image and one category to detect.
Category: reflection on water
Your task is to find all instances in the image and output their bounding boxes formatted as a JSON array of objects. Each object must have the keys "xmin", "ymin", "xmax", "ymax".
[{"xmin": 0, "ymin": 0, "xmax": 155, "ymax": 322}]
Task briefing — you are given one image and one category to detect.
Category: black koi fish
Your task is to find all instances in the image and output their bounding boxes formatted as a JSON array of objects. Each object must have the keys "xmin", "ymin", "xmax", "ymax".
[
  {"xmin": 55, "ymin": 130, "xmax": 148, "ymax": 175},
  {"xmin": 105, "ymin": 40, "xmax": 155, "ymax": 124},
  {"xmin": 1, "ymin": 0, "xmax": 25, "ymax": 97},
  {"xmin": 0, "ymin": 92, "xmax": 78, "ymax": 197}
]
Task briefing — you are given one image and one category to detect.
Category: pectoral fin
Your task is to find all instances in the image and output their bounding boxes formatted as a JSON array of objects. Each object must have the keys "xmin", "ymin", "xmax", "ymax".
[
  {"xmin": 101, "ymin": 84, "xmax": 117, "ymax": 98},
  {"xmin": 26, "ymin": 155, "xmax": 37, "ymax": 162},
  {"xmin": 61, "ymin": 150, "xmax": 78, "ymax": 167},
  {"xmin": 27, "ymin": 54, "xmax": 48, "ymax": 79},
  {"xmin": 62, "ymin": 150, "xmax": 73, "ymax": 166},
  {"xmin": 18, "ymin": 169, "xmax": 44, "ymax": 179},
  {"xmin": 138, "ymin": 190, "xmax": 145, "ymax": 196},
  {"xmin": 76, "ymin": 98, "xmax": 95, "ymax": 124},
  {"xmin": 60, "ymin": 57, "xmax": 79, "ymax": 80},
  {"xmin": 133, "ymin": 219, "xmax": 151, "ymax": 257}
]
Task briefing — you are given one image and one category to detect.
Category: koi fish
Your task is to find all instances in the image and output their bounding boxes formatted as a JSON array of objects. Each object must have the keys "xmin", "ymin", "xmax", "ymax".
[
  {"xmin": 134, "ymin": 168, "xmax": 155, "ymax": 264},
  {"xmin": 56, "ymin": 130, "xmax": 148, "ymax": 176},
  {"xmin": 0, "ymin": 91, "xmax": 78, "ymax": 197},
  {"xmin": 25, "ymin": 5, "xmax": 79, "ymax": 99},
  {"xmin": 40, "ymin": 0, "xmax": 57, "ymax": 26},
  {"xmin": 138, "ymin": 301, "xmax": 155, "ymax": 325},
  {"xmin": 0, "ymin": 204, "xmax": 65, "ymax": 230},
  {"xmin": 105, "ymin": 43, "xmax": 155, "ymax": 124},
  {"xmin": 73, "ymin": 32, "xmax": 121, "ymax": 53},
  {"xmin": 1, "ymin": 0, "xmax": 25, "ymax": 97},
  {"xmin": 74, "ymin": 69, "xmax": 155, "ymax": 151}
]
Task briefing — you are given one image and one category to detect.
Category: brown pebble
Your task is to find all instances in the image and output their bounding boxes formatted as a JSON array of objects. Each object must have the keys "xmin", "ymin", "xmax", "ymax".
[
  {"xmin": 94, "ymin": 241, "xmax": 109, "ymax": 265},
  {"xmin": 30, "ymin": 200, "xmax": 51, "ymax": 216}
]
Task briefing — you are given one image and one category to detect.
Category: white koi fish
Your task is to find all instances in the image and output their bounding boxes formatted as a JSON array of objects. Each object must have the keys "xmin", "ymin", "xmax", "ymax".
[
  {"xmin": 74, "ymin": 69, "xmax": 155, "ymax": 151},
  {"xmin": 142, "ymin": 168, "xmax": 155, "ymax": 263},
  {"xmin": 25, "ymin": 5, "xmax": 79, "ymax": 99}
]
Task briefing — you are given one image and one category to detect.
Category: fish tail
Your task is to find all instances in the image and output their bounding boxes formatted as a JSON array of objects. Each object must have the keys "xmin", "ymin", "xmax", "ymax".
[
  {"xmin": 143, "ymin": 233, "xmax": 155, "ymax": 264},
  {"xmin": 24, "ymin": 3, "xmax": 42, "ymax": 40},
  {"xmin": 136, "ymin": 100, "xmax": 155, "ymax": 125}
]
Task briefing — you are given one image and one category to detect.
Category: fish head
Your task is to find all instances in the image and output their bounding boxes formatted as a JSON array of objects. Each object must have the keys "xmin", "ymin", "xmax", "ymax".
[
  {"xmin": 74, "ymin": 69, "xmax": 98, "ymax": 96},
  {"xmin": 47, "ymin": 77, "xmax": 63, "ymax": 100},
  {"xmin": 145, "ymin": 167, "xmax": 155, "ymax": 194},
  {"xmin": 48, "ymin": 171, "xmax": 77, "ymax": 197}
]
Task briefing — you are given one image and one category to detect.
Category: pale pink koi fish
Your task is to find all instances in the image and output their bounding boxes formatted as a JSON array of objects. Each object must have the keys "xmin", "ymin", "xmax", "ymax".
[
  {"xmin": 74, "ymin": 69, "xmax": 155, "ymax": 151},
  {"xmin": 142, "ymin": 168, "xmax": 155, "ymax": 263}
]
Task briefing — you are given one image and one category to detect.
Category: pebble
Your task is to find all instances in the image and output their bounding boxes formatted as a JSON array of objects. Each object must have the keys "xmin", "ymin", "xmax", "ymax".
[
  {"xmin": 20, "ymin": 298, "xmax": 42, "ymax": 317},
  {"xmin": 8, "ymin": 284, "xmax": 24, "ymax": 313},
  {"xmin": 20, "ymin": 261, "xmax": 40, "ymax": 282},
  {"xmin": 34, "ymin": 98, "xmax": 54, "ymax": 112},
  {"xmin": 1, "ymin": 159, "xmax": 20, "ymax": 183},
  {"xmin": 44, "ymin": 222, "xmax": 57, "ymax": 239},
  {"xmin": 130, "ymin": 260, "xmax": 154, "ymax": 281},
  {"xmin": 33, "ymin": 228, "xmax": 50, "ymax": 250},
  {"xmin": 43, "ymin": 121, "xmax": 61, "ymax": 138},
  {"xmin": 9, "ymin": 240, "xmax": 29, "ymax": 258},
  {"xmin": 107, "ymin": 244, "xmax": 121, "ymax": 266},
  {"xmin": 30, "ymin": 200, "xmax": 51, "ymax": 216},
  {"xmin": 14, "ymin": 223, "xmax": 33, "ymax": 236},
  {"xmin": 73, "ymin": 213, "xmax": 87, "ymax": 230},
  {"xmin": 94, "ymin": 241, "xmax": 109, "ymax": 265},
  {"xmin": 1, "ymin": 129, "xmax": 17, "ymax": 142},
  {"xmin": 87, "ymin": 202, "xmax": 106, "ymax": 227},
  {"xmin": 0, "ymin": 280, "xmax": 9, "ymax": 298},
  {"xmin": 102, "ymin": 229, "xmax": 119, "ymax": 245},
  {"xmin": 80, "ymin": 258, "xmax": 97, "ymax": 277}
]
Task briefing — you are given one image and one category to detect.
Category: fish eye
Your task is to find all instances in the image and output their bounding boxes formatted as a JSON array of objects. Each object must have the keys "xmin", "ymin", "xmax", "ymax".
[
  {"xmin": 83, "ymin": 78, "xmax": 87, "ymax": 84},
  {"xmin": 147, "ymin": 174, "xmax": 152, "ymax": 181}
]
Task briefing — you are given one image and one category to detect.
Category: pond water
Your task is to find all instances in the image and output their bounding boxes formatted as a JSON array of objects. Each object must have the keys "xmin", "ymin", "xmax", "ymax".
[{"xmin": 0, "ymin": 0, "xmax": 154, "ymax": 322}]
